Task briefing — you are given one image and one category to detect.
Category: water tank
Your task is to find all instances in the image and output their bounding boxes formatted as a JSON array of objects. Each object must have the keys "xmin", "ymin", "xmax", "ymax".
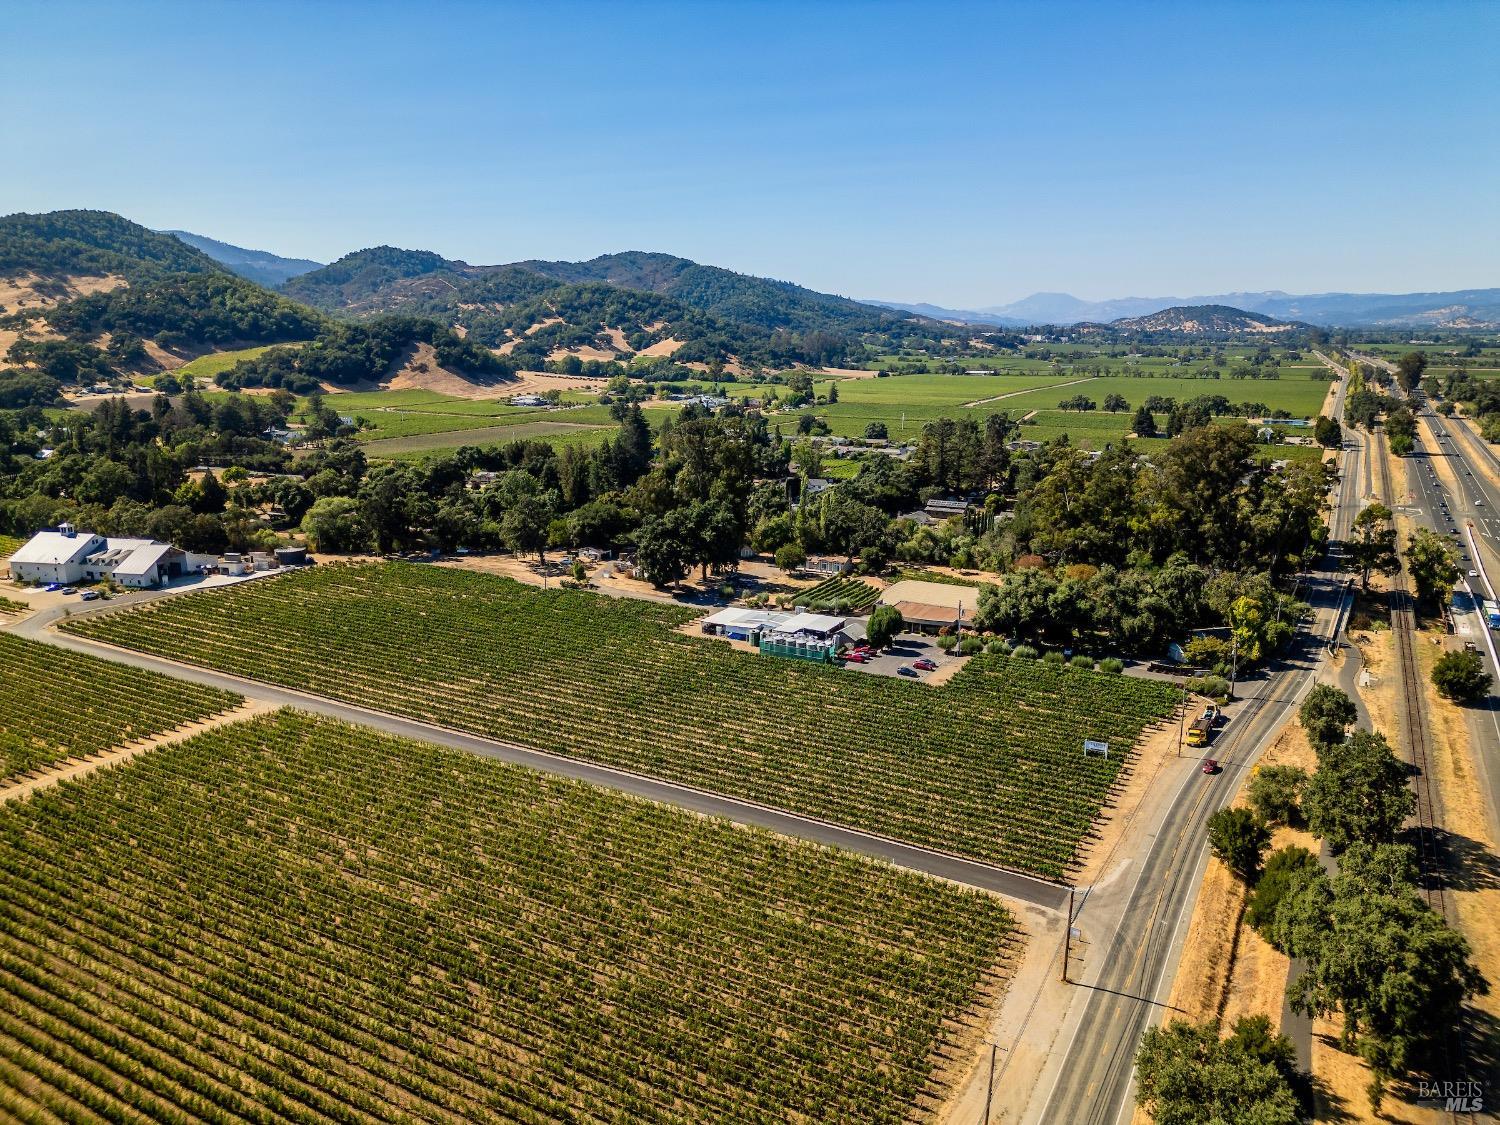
[{"xmin": 274, "ymin": 546, "xmax": 308, "ymax": 566}]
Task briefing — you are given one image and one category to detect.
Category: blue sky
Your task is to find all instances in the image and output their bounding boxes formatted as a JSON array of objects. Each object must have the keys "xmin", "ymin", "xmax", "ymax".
[{"xmin": 4, "ymin": 0, "xmax": 1496, "ymax": 306}]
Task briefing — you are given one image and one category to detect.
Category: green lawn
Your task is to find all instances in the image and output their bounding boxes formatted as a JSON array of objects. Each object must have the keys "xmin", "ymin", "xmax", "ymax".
[
  {"xmin": 359, "ymin": 421, "xmax": 616, "ymax": 458},
  {"xmin": 172, "ymin": 343, "xmax": 311, "ymax": 381}
]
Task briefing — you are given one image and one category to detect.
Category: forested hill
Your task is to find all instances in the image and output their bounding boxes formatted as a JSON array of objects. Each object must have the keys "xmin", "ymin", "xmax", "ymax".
[
  {"xmin": 508, "ymin": 251, "xmax": 898, "ymax": 333},
  {"xmin": 283, "ymin": 245, "xmax": 940, "ymax": 367},
  {"xmin": 1096, "ymin": 305, "xmax": 1307, "ymax": 338},
  {"xmin": 0, "ymin": 210, "xmax": 222, "ymax": 280},
  {"xmin": 0, "ymin": 212, "xmax": 506, "ymax": 403},
  {"xmin": 279, "ymin": 246, "xmax": 468, "ymax": 313},
  {"xmin": 163, "ymin": 230, "xmax": 323, "ymax": 287}
]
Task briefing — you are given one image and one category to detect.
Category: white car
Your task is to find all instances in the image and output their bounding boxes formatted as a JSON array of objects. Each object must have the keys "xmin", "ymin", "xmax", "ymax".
[{"xmin": 1470, "ymin": 569, "xmax": 1480, "ymax": 578}]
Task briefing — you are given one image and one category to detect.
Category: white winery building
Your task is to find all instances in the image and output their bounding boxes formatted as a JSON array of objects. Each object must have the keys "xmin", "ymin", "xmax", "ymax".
[{"xmin": 7, "ymin": 524, "xmax": 187, "ymax": 589}]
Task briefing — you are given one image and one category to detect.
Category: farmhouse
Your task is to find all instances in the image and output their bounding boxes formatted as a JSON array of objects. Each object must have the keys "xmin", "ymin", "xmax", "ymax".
[
  {"xmin": 877, "ymin": 578, "xmax": 976, "ymax": 634},
  {"xmin": 7, "ymin": 525, "xmax": 187, "ymax": 588},
  {"xmin": 803, "ymin": 554, "xmax": 852, "ymax": 577}
]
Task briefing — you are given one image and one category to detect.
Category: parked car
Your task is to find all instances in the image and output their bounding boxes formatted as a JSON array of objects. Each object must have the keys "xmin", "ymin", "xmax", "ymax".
[
  {"xmin": 897, "ymin": 666, "xmax": 919, "ymax": 678},
  {"xmin": 43, "ymin": 583, "xmax": 60, "ymax": 592},
  {"xmin": 60, "ymin": 587, "xmax": 77, "ymax": 595},
  {"xmin": 842, "ymin": 651, "xmax": 868, "ymax": 664},
  {"xmin": 913, "ymin": 658, "xmax": 937, "ymax": 671},
  {"xmin": 80, "ymin": 590, "xmax": 100, "ymax": 601},
  {"xmin": 1201, "ymin": 758, "xmax": 1220, "ymax": 775},
  {"xmin": 1470, "ymin": 569, "xmax": 1480, "ymax": 578}
]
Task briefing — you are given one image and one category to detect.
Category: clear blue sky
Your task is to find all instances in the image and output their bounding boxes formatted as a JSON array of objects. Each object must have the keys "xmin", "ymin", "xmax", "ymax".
[{"xmin": 5, "ymin": 0, "xmax": 1496, "ymax": 307}]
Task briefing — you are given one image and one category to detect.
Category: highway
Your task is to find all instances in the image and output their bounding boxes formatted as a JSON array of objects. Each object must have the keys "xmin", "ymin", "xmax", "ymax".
[{"xmin": 1026, "ymin": 368, "xmax": 1358, "ymax": 1124}]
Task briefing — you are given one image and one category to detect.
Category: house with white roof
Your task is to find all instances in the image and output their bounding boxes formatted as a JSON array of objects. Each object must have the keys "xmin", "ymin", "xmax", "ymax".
[{"xmin": 7, "ymin": 524, "xmax": 186, "ymax": 588}]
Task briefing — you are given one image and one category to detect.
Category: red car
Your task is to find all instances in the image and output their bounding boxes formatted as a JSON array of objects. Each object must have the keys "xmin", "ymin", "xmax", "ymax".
[
  {"xmin": 842, "ymin": 651, "xmax": 869, "ymax": 664},
  {"xmin": 1201, "ymin": 759, "xmax": 1219, "ymax": 775},
  {"xmin": 912, "ymin": 658, "xmax": 938, "ymax": 671}
]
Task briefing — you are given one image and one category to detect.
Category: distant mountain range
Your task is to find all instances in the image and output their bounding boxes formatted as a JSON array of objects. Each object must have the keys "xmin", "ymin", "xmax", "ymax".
[
  {"xmin": 870, "ymin": 287, "xmax": 1500, "ymax": 329},
  {"xmin": 164, "ymin": 230, "xmax": 323, "ymax": 288}
]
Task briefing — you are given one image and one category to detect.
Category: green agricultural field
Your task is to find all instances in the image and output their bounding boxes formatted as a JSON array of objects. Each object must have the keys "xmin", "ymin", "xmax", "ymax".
[
  {"xmin": 979, "ymin": 374, "xmax": 1332, "ymax": 418},
  {"xmin": 306, "ymin": 388, "xmax": 461, "ymax": 412},
  {"xmin": 359, "ymin": 420, "xmax": 615, "ymax": 458},
  {"xmin": 832, "ymin": 373, "xmax": 1082, "ymax": 407},
  {"xmin": 0, "ymin": 709, "xmax": 1016, "ymax": 1122},
  {"xmin": 0, "ymin": 632, "xmax": 240, "ymax": 783},
  {"xmin": 0, "ymin": 535, "xmax": 22, "ymax": 558},
  {"xmin": 171, "ymin": 342, "xmax": 311, "ymax": 382},
  {"xmin": 66, "ymin": 563, "xmax": 1181, "ymax": 876}
]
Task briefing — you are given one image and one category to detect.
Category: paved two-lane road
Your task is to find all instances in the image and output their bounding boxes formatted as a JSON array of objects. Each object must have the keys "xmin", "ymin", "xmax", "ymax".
[{"xmin": 16, "ymin": 601, "xmax": 1072, "ymax": 911}]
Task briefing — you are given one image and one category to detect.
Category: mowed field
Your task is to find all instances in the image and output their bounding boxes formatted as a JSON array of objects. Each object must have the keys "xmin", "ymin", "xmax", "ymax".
[
  {"xmin": 171, "ymin": 343, "xmax": 312, "ymax": 382},
  {"xmin": 0, "ymin": 709, "xmax": 1017, "ymax": 1122},
  {"xmin": 799, "ymin": 371, "xmax": 1331, "ymax": 455},
  {"xmin": 0, "ymin": 632, "xmax": 241, "ymax": 784},
  {"xmin": 360, "ymin": 420, "xmax": 616, "ymax": 458},
  {"xmin": 65, "ymin": 563, "xmax": 1181, "ymax": 875}
]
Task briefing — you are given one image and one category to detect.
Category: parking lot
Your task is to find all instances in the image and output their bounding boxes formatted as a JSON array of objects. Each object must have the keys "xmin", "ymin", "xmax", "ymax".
[{"xmin": 839, "ymin": 634, "xmax": 960, "ymax": 681}]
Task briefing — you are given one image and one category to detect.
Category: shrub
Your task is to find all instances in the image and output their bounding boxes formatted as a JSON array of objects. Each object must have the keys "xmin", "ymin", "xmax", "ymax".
[
  {"xmin": 1245, "ymin": 846, "xmax": 1321, "ymax": 934},
  {"xmin": 1069, "ymin": 655, "xmax": 1094, "ymax": 670},
  {"xmin": 1191, "ymin": 674, "xmax": 1230, "ymax": 700},
  {"xmin": 1248, "ymin": 765, "xmax": 1308, "ymax": 827},
  {"xmin": 957, "ymin": 636, "xmax": 983, "ymax": 656},
  {"xmin": 1098, "ymin": 657, "xmax": 1124, "ymax": 674},
  {"xmin": 1207, "ymin": 807, "xmax": 1270, "ymax": 881},
  {"xmin": 1011, "ymin": 644, "xmax": 1038, "ymax": 659},
  {"xmin": 1183, "ymin": 634, "xmax": 1230, "ymax": 667},
  {"xmin": 986, "ymin": 638, "xmax": 1011, "ymax": 656},
  {"xmin": 1431, "ymin": 649, "xmax": 1491, "ymax": 702},
  {"xmin": 1042, "ymin": 650, "xmax": 1065, "ymax": 666},
  {"xmin": 865, "ymin": 605, "xmax": 904, "ymax": 649},
  {"xmin": 936, "ymin": 635, "xmax": 957, "ymax": 652}
]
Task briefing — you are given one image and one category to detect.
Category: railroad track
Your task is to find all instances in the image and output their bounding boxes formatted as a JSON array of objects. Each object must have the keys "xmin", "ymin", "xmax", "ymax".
[
  {"xmin": 1374, "ymin": 430, "xmax": 1474, "ymax": 1124},
  {"xmin": 1374, "ymin": 429, "xmax": 1449, "ymax": 913}
]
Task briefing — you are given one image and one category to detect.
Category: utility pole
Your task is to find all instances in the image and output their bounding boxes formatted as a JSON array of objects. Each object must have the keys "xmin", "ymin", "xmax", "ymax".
[
  {"xmin": 1060, "ymin": 886, "xmax": 1075, "ymax": 983},
  {"xmin": 983, "ymin": 1042, "xmax": 997, "ymax": 1124},
  {"xmin": 1176, "ymin": 678, "xmax": 1187, "ymax": 757},
  {"xmin": 1228, "ymin": 630, "xmax": 1239, "ymax": 701}
]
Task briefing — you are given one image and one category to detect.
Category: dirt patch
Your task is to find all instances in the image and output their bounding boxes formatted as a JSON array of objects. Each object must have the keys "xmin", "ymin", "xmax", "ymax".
[
  {"xmin": 602, "ymin": 326, "xmax": 631, "ymax": 353},
  {"xmin": 638, "ymin": 337, "xmax": 683, "ymax": 358},
  {"xmin": 0, "ymin": 271, "xmax": 125, "ymax": 314},
  {"xmin": 548, "ymin": 344, "xmax": 616, "ymax": 363}
]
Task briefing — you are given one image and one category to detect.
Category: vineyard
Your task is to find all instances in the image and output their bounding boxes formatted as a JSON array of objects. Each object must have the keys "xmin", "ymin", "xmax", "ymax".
[
  {"xmin": 0, "ymin": 535, "xmax": 23, "ymax": 558},
  {"xmin": 66, "ymin": 563, "xmax": 1180, "ymax": 875},
  {"xmin": 0, "ymin": 710, "xmax": 1017, "ymax": 1123},
  {"xmin": 0, "ymin": 632, "xmax": 241, "ymax": 783},
  {"xmin": 0, "ymin": 594, "xmax": 28, "ymax": 615},
  {"xmin": 791, "ymin": 574, "xmax": 881, "ymax": 612}
]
